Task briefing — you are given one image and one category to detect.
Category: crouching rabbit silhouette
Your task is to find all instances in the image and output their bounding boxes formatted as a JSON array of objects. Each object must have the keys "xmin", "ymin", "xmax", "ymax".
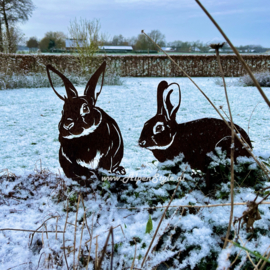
[
  {"xmin": 138, "ymin": 80, "xmax": 252, "ymax": 189},
  {"xmin": 46, "ymin": 61, "xmax": 126, "ymax": 183}
]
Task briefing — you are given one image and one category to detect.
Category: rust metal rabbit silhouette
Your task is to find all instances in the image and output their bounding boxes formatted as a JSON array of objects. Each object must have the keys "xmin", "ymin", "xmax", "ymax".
[
  {"xmin": 46, "ymin": 61, "xmax": 126, "ymax": 181},
  {"xmin": 139, "ymin": 80, "xmax": 251, "ymax": 187}
]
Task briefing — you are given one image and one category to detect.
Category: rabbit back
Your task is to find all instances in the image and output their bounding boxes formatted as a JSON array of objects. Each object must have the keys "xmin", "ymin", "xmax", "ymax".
[{"xmin": 150, "ymin": 117, "xmax": 251, "ymax": 171}]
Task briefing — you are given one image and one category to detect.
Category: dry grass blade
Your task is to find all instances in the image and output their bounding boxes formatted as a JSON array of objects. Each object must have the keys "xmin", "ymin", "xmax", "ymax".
[
  {"xmin": 80, "ymin": 196, "xmax": 92, "ymax": 237},
  {"xmin": 6, "ymin": 262, "xmax": 32, "ymax": 270},
  {"xmin": 248, "ymin": 102, "xmax": 260, "ymax": 136},
  {"xmin": 36, "ymin": 252, "xmax": 45, "ymax": 270},
  {"xmin": 44, "ymin": 223, "xmax": 49, "ymax": 240},
  {"xmin": 96, "ymin": 226, "xmax": 113, "ymax": 270},
  {"xmin": 86, "ymin": 213, "xmax": 95, "ymax": 270},
  {"xmin": 29, "ymin": 215, "xmax": 60, "ymax": 245},
  {"xmin": 220, "ymin": 107, "xmax": 270, "ymax": 176},
  {"xmin": 255, "ymin": 247, "xmax": 270, "ymax": 270},
  {"xmin": 117, "ymin": 201, "xmax": 270, "ymax": 211},
  {"xmin": 141, "ymin": 167, "xmax": 187, "ymax": 267},
  {"xmin": 213, "ymin": 44, "xmax": 236, "ymax": 249},
  {"xmin": 73, "ymin": 194, "xmax": 81, "ymax": 270},
  {"xmin": 130, "ymin": 238, "xmax": 137, "ymax": 270},
  {"xmin": 259, "ymin": 250, "xmax": 270, "ymax": 270},
  {"xmin": 85, "ymin": 224, "xmax": 125, "ymax": 243},
  {"xmin": 63, "ymin": 199, "xmax": 69, "ymax": 270},
  {"xmin": 225, "ymin": 238, "xmax": 257, "ymax": 268},
  {"xmin": 95, "ymin": 236, "xmax": 99, "ymax": 270},
  {"xmin": 238, "ymin": 237, "xmax": 257, "ymax": 268},
  {"xmin": 110, "ymin": 226, "xmax": 114, "ymax": 270},
  {"xmin": 55, "ymin": 216, "xmax": 59, "ymax": 240},
  {"xmin": 229, "ymin": 235, "xmax": 253, "ymax": 268},
  {"xmin": 152, "ymin": 206, "xmax": 183, "ymax": 254},
  {"xmin": 195, "ymin": 0, "xmax": 270, "ymax": 108},
  {"xmin": 0, "ymin": 228, "xmax": 64, "ymax": 233},
  {"xmin": 76, "ymin": 211, "xmax": 86, "ymax": 269}
]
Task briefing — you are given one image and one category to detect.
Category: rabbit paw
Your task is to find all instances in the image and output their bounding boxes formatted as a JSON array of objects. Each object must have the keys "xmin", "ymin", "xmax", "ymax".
[{"xmin": 112, "ymin": 166, "xmax": 126, "ymax": 175}]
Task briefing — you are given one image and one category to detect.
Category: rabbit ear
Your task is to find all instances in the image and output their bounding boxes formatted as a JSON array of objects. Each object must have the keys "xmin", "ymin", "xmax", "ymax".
[
  {"xmin": 163, "ymin": 83, "xmax": 181, "ymax": 121},
  {"xmin": 46, "ymin": 65, "xmax": 78, "ymax": 100},
  {"xmin": 84, "ymin": 61, "xmax": 106, "ymax": 105},
  {"xmin": 157, "ymin": 80, "xmax": 169, "ymax": 115}
]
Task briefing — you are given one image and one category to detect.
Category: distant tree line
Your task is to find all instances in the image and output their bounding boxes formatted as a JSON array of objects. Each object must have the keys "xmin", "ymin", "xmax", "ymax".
[
  {"xmin": 103, "ymin": 30, "xmax": 166, "ymax": 51},
  {"xmin": 0, "ymin": 10, "xmax": 266, "ymax": 54},
  {"xmin": 23, "ymin": 28, "xmax": 270, "ymax": 54}
]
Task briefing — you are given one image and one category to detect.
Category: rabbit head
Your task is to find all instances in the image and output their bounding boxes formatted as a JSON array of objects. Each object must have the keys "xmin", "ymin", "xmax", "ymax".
[
  {"xmin": 46, "ymin": 62, "xmax": 106, "ymax": 140},
  {"xmin": 139, "ymin": 80, "xmax": 181, "ymax": 150}
]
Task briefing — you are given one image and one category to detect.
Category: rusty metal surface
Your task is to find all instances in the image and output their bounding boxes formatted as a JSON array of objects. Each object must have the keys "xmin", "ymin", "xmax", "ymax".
[
  {"xmin": 0, "ymin": 53, "xmax": 269, "ymax": 77},
  {"xmin": 46, "ymin": 61, "xmax": 126, "ymax": 183},
  {"xmin": 138, "ymin": 80, "xmax": 252, "ymax": 189}
]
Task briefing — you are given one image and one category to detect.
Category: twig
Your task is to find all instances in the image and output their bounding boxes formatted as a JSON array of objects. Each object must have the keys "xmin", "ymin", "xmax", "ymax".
[
  {"xmin": 36, "ymin": 252, "xmax": 45, "ymax": 270},
  {"xmin": 95, "ymin": 236, "xmax": 99, "ymax": 270},
  {"xmin": 153, "ymin": 206, "xmax": 183, "ymax": 254},
  {"xmin": 86, "ymin": 213, "xmax": 95, "ymax": 270},
  {"xmin": 248, "ymin": 102, "xmax": 260, "ymax": 136},
  {"xmin": 76, "ymin": 211, "xmax": 86, "ymax": 269},
  {"xmin": 240, "ymin": 170, "xmax": 252, "ymax": 187},
  {"xmin": 259, "ymin": 250, "xmax": 270, "ymax": 270},
  {"xmin": 0, "ymin": 228, "xmax": 64, "ymax": 233},
  {"xmin": 6, "ymin": 262, "xmax": 32, "ymax": 270},
  {"xmin": 29, "ymin": 215, "xmax": 60, "ymax": 246},
  {"xmin": 80, "ymin": 196, "xmax": 92, "ymax": 238},
  {"xmin": 220, "ymin": 107, "xmax": 270, "ymax": 176},
  {"xmin": 55, "ymin": 216, "xmax": 59, "ymax": 240},
  {"xmin": 255, "ymin": 246, "xmax": 270, "ymax": 270},
  {"xmin": 44, "ymin": 223, "xmax": 48, "ymax": 240},
  {"xmin": 73, "ymin": 194, "xmax": 81, "ymax": 270},
  {"xmin": 116, "ymin": 201, "xmax": 270, "ymax": 210},
  {"xmin": 96, "ymin": 226, "xmax": 113, "ymax": 270},
  {"xmin": 213, "ymin": 43, "xmax": 236, "ymax": 249},
  {"xmin": 195, "ymin": 0, "xmax": 270, "ymax": 108},
  {"xmin": 130, "ymin": 238, "xmax": 137, "ymax": 270},
  {"xmin": 85, "ymin": 224, "xmax": 125, "ymax": 243},
  {"xmin": 63, "ymin": 199, "xmax": 69, "ymax": 270},
  {"xmin": 238, "ymin": 236, "xmax": 257, "ymax": 268},
  {"xmin": 229, "ymin": 236, "xmax": 252, "ymax": 268},
  {"xmin": 254, "ymin": 186, "xmax": 270, "ymax": 203},
  {"xmin": 110, "ymin": 226, "xmax": 114, "ymax": 270},
  {"xmin": 141, "ymin": 167, "xmax": 187, "ymax": 267}
]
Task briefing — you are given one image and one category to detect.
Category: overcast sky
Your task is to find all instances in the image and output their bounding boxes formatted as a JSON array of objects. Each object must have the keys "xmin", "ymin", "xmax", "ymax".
[{"xmin": 19, "ymin": 0, "xmax": 270, "ymax": 47}]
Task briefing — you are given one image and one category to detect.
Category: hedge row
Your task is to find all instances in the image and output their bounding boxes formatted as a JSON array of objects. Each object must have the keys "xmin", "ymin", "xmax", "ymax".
[{"xmin": 0, "ymin": 53, "xmax": 269, "ymax": 77}]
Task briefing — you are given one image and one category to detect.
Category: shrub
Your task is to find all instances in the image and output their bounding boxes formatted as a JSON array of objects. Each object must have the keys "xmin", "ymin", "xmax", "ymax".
[
  {"xmin": 0, "ymin": 69, "xmax": 122, "ymax": 90},
  {"xmin": 239, "ymin": 71, "xmax": 270, "ymax": 87}
]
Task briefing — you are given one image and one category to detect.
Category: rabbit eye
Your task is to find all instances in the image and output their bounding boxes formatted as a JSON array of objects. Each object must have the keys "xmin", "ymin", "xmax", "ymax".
[
  {"xmin": 83, "ymin": 105, "xmax": 89, "ymax": 113},
  {"xmin": 153, "ymin": 122, "xmax": 165, "ymax": 134},
  {"xmin": 80, "ymin": 103, "xmax": 90, "ymax": 116}
]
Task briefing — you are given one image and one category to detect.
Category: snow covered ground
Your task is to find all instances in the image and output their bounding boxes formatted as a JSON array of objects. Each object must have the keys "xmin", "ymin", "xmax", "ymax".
[{"xmin": 0, "ymin": 77, "xmax": 270, "ymax": 269}]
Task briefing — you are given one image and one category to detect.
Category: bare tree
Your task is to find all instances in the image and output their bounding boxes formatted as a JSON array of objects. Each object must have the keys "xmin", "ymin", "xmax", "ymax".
[
  {"xmin": 2, "ymin": 25, "xmax": 25, "ymax": 53},
  {"xmin": 0, "ymin": 18, "xmax": 3, "ymax": 52},
  {"xmin": 0, "ymin": 0, "xmax": 34, "ymax": 52},
  {"xmin": 134, "ymin": 30, "xmax": 166, "ymax": 51},
  {"xmin": 111, "ymin": 34, "xmax": 129, "ymax": 46},
  {"xmin": 68, "ymin": 17, "xmax": 106, "ymax": 74},
  {"xmin": 148, "ymin": 30, "xmax": 166, "ymax": 49},
  {"xmin": 134, "ymin": 34, "xmax": 149, "ymax": 50}
]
